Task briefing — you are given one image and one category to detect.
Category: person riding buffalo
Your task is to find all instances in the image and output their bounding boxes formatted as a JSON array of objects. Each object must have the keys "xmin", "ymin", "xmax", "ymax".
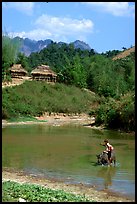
[{"xmin": 101, "ymin": 139, "xmax": 114, "ymax": 165}]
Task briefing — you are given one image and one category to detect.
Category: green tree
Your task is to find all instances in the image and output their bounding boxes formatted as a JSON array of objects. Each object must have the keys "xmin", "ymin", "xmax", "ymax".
[
  {"xmin": 59, "ymin": 55, "xmax": 86, "ymax": 88},
  {"xmin": 16, "ymin": 52, "xmax": 30, "ymax": 73},
  {"xmin": 2, "ymin": 34, "xmax": 21, "ymax": 81},
  {"xmin": 71, "ymin": 55, "xmax": 87, "ymax": 88}
]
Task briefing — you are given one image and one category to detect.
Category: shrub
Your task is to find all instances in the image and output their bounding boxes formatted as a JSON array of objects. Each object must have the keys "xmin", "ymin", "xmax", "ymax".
[
  {"xmin": 95, "ymin": 92, "xmax": 135, "ymax": 131},
  {"xmin": 2, "ymin": 181, "xmax": 93, "ymax": 202}
]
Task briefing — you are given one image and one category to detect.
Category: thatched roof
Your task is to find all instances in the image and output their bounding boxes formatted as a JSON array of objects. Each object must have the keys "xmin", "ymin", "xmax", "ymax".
[
  {"xmin": 10, "ymin": 64, "xmax": 28, "ymax": 74},
  {"xmin": 31, "ymin": 65, "xmax": 57, "ymax": 76}
]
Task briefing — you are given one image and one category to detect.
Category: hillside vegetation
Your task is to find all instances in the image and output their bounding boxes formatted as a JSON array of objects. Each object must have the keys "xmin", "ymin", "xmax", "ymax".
[
  {"xmin": 2, "ymin": 81, "xmax": 99, "ymax": 118},
  {"xmin": 2, "ymin": 35, "xmax": 135, "ymax": 131}
]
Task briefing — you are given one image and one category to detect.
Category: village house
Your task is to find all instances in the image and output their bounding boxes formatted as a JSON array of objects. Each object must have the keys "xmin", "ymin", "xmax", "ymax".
[
  {"xmin": 10, "ymin": 64, "xmax": 28, "ymax": 79},
  {"xmin": 31, "ymin": 64, "xmax": 57, "ymax": 83}
]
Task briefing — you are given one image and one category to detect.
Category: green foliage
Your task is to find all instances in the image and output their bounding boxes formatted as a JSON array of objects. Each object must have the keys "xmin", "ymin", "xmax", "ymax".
[
  {"xmin": 7, "ymin": 116, "xmax": 46, "ymax": 122},
  {"xmin": 101, "ymin": 49, "xmax": 121, "ymax": 58},
  {"xmin": 27, "ymin": 43, "xmax": 135, "ymax": 99},
  {"xmin": 2, "ymin": 81, "xmax": 98, "ymax": 119},
  {"xmin": 2, "ymin": 34, "xmax": 21, "ymax": 81},
  {"xmin": 59, "ymin": 55, "xmax": 87, "ymax": 88},
  {"xmin": 95, "ymin": 92, "xmax": 135, "ymax": 131},
  {"xmin": 2, "ymin": 181, "xmax": 94, "ymax": 202},
  {"xmin": 27, "ymin": 42, "xmax": 95, "ymax": 87},
  {"xmin": 114, "ymin": 54, "xmax": 135, "ymax": 92},
  {"xmin": 86, "ymin": 53, "xmax": 135, "ymax": 98},
  {"xmin": 16, "ymin": 52, "xmax": 30, "ymax": 73}
]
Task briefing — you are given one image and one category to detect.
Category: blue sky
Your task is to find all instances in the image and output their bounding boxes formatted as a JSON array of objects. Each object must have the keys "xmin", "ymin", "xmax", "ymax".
[{"xmin": 2, "ymin": 2, "xmax": 135, "ymax": 53}]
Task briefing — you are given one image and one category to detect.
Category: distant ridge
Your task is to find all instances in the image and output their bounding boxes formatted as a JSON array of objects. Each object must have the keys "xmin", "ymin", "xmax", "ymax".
[
  {"xmin": 12, "ymin": 37, "xmax": 92, "ymax": 56},
  {"xmin": 72, "ymin": 40, "xmax": 91, "ymax": 51},
  {"xmin": 112, "ymin": 46, "xmax": 135, "ymax": 60}
]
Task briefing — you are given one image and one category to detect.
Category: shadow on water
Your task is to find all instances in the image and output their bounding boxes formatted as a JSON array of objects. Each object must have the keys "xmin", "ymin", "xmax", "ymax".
[{"xmin": 90, "ymin": 161, "xmax": 99, "ymax": 167}]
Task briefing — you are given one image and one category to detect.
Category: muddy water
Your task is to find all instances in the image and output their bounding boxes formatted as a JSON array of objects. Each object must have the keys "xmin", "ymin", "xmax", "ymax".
[{"xmin": 2, "ymin": 124, "xmax": 135, "ymax": 199}]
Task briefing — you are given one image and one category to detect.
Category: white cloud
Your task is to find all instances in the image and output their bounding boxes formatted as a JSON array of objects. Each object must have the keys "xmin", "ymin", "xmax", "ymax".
[
  {"xmin": 4, "ymin": 2, "xmax": 34, "ymax": 15},
  {"xmin": 82, "ymin": 2, "xmax": 135, "ymax": 17},
  {"xmin": 35, "ymin": 15, "xmax": 93, "ymax": 34},
  {"xmin": 9, "ymin": 29, "xmax": 52, "ymax": 40},
  {"xmin": 9, "ymin": 14, "xmax": 94, "ymax": 42}
]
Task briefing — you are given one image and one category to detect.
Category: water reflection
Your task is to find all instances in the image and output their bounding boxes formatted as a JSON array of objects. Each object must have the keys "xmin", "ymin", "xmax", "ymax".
[{"xmin": 97, "ymin": 166, "xmax": 116, "ymax": 189}]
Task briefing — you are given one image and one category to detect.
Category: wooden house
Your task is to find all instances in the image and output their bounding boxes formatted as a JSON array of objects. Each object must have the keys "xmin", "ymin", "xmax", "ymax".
[
  {"xmin": 31, "ymin": 65, "xmax": 57, "ymax": 82},
  {"xmin": 10, "ymin": 64, "xmax": 28, "ymax": 78}
]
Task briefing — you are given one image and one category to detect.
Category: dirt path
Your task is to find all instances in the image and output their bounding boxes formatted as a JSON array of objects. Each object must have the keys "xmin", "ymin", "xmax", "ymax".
[
  {"xmin": 2, "ymin": 170, "xmax": 134, "ymax": 202},
  {"xmin": 2, "ymin": 77, "xmax": 31, "ymax": 88}
]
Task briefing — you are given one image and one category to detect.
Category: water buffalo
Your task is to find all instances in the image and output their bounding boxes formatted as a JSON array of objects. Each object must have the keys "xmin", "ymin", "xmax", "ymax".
[{"xmin": 96, "ymin": 151, "xmax": 116, "ymax": 166}]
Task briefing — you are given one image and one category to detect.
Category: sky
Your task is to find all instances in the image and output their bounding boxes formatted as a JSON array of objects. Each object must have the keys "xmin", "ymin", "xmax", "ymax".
[{"xmin": 2, "ymin": 2, "xmax": 135, "ymax": 53}]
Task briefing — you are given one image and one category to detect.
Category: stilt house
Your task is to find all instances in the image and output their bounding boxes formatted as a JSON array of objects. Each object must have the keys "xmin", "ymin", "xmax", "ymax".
[{"xmin": 31, "ymin": 65, "xmax": 57, "ymax": 82}]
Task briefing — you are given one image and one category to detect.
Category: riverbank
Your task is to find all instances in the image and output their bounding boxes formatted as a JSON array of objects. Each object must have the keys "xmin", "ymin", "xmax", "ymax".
[
  {"xmin": 2, "ymin": 113, "xmax": 134, "ymax": 134},
  {"xmin": 2, "ymin": 169, "xmax": 134, "ymax": 202},
  {"xmin": 2, "ymin": 113, "xmax": 102, "ymax": 129}
]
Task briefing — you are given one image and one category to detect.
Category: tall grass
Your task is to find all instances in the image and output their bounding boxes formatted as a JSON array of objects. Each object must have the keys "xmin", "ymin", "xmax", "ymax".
[{"xmin": 2, "ymin": 81, "xmax": 98, "ymax": 119}]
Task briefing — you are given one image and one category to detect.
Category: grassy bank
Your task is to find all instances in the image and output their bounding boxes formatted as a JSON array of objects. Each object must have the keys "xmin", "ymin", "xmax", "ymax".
[
  {"xmin": 2, "ymin": 181, "xmax": 93, "ymax": 202},
  {"xmin": 2, "ymin": 81, "xmax": 99, "ymax": 119},
  {"xmin": 6, "ymin": 116, "xmax": 47, "ymax": 123}
]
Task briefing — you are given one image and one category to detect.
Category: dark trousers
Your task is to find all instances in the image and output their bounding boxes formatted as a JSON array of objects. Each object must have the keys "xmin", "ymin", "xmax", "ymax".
[{"xmin": 108, "ymin": 151, "xmax": 111, "ymax": 160}]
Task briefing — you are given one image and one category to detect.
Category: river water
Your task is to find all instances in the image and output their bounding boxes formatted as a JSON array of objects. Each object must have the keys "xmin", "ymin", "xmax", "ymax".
[{"xmin": 2, "ymin": 124, "xmax": 135, "ymax": 199}]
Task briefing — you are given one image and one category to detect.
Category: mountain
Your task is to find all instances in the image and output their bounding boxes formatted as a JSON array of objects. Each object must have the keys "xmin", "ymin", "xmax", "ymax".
[
  {"xmin": 12, "ymin": 37, "xmax": 92, "ymax": 56},
  {"xmin": 13, "ymin": 37, "xmax": 54, "ymax": 56},
  {"xmin": 72, "ymin": 40, "xmax": 91, "ymax": 51}
]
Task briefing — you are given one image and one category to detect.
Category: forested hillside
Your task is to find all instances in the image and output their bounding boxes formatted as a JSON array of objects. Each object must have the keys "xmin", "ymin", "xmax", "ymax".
[
  {"xmin": 2, "ymin": 35, "xmax": 135, "ymax": 131},
  {"xmin": 26, "ymin": 42, "xmax": 134, "ymax": 99}
]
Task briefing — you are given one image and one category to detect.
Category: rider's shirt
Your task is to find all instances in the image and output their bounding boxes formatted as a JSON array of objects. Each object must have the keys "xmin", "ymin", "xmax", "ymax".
[{"xmin": 106, "ymin": 142, "xmax": 114, "ymax": 152}]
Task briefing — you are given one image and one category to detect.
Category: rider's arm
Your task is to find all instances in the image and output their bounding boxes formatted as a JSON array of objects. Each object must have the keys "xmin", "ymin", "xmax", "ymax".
[
  {"xmin": 104, "ymin": 146, "xmax": 109, "ymax": 153},
  {"xmin": 100, "ymin": 143, "xmax": 105, "ymax": 146}
]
